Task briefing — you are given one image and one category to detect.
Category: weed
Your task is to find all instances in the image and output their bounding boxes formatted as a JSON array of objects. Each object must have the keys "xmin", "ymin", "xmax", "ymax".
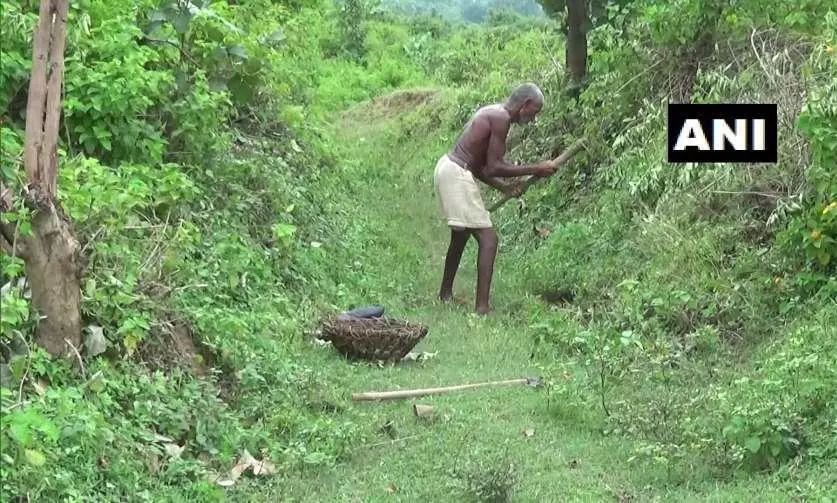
[{"xmin": 447, "ymin": 447, "xmax": 521, "ymax": 503}]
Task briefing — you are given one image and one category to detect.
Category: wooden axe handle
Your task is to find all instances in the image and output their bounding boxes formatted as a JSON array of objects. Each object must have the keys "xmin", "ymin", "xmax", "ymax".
[
  {"xmin": 488, "ymin": 138, "xmax": 586, "ymax": 212},
  {"xmin": 352, "ymin": 378, "xmax": 528, "ymax": 401}
]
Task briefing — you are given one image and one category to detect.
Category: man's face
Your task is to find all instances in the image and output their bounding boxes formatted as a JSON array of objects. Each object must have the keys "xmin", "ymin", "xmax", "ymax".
[{"xmin": 518, "ymin": 100, "xmax": 542, "ymax": 125}]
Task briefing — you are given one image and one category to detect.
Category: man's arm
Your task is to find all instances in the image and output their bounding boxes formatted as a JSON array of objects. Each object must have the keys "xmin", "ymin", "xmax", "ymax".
[
  {"xmin": 472, "ymin": 170, "xmax": 512, "ymax": 192},
  {"xmin": 482, "ymin": 115, "xmax": 554, "ymax": 178}
]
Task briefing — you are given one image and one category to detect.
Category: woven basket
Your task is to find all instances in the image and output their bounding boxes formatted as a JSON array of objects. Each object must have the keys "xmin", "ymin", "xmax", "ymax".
[{"xmin": 319, "ymin": 316, "xmax": 428, "ymax": 361}]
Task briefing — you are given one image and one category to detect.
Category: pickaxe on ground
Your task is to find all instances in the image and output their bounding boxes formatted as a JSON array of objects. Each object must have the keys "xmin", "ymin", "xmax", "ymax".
[{"xmin": 352, "ymin": 376, "xmax": 543, "ymax": 402}]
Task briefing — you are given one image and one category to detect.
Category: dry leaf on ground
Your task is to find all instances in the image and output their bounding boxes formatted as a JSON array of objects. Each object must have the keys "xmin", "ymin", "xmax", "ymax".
[
  {"xmin": 252, "ymin": 458, "xmax": 277, "ymax": 476},
  {"xmin": 402, "ymin": 351, "xmax": 438, "ymax": 362},
  {"xmin": 85, "ymin": 325, "xmax": 107, "ymax": 356},
  {"xmin": 164, "ymin": 443, "xmax": 185, "ymax": 459},
  {"xmin": 216, "ymin": 449, "xmax": 278, "ymax": 487},
  {"xmin": 413, "ymin": 404, "xmax": 434, "ymax": 419},
  {"xmin": 32, "ymin": 379, "xmax": 47, "ymax": 397}
]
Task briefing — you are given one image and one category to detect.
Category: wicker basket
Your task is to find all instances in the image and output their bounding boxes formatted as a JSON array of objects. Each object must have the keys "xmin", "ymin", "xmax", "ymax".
[{"xmin": 319, "ymin": 316, "xmax": 428, "ymax": 361}]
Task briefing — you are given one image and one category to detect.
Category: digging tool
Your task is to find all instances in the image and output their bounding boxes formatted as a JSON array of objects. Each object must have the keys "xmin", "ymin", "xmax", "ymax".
[
  {"xmin": 488, "ymin": 137, "xmax": 587, "ymax": 212},
  {"xmin": 352, "ymin": 377, "xmax": 543, "ymax": 402}
]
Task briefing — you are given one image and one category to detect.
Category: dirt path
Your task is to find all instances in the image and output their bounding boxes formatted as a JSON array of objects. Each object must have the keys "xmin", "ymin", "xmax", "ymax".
[
  {"xmin": 241, "ymin": 93, "xmax": 800, "ymax": 502},
  {"xmin": 227, "ymin": 93, "xmax": 641, "ymax": 502}
]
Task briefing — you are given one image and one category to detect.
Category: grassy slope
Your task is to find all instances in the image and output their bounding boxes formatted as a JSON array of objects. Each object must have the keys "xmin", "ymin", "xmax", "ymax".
[{"xmin": 227, "ymin": 93, "xmax": 833, "ymax": 502}]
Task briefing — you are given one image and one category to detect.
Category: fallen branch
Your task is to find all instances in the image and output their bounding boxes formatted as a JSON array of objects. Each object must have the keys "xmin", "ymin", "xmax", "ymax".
[
  {"xmin": 64, "ymin": 337, "xmax": 86, "ymax": 378},
  {"xmin": 79, "ymin": 225, "xmax": 106, "ymax": 256},
  {"xmin": 16, "ymin": 339, "xmax": 32, "ymax": 407},
  {"xmin": 489, "ymin": 138, "xmax": 587, "ymax": 212},
  {"xmin": 751, "ymin": 27, "xmax": 778, "ymax": 88},
  {"xmin": 712, "ymin": 190, "xmax": 781, "ymax": 198},
  {"xmin": 139, "ymin": 212, "xmax": 172, "ymax": 275},
  {"xmin": 540, "ymin": 30, "xmax": 563, "ymax": 77},
  {"xmin": 352, "ymin": 377, "xmax": 540, "ymax": 402},
  {"xmin": 613, "ymin": 59, "xmax": 665, "ymax": 96}
]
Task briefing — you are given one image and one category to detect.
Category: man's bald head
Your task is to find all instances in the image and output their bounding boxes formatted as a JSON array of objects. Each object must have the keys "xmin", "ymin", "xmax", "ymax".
[
  {"xmin": 508, "ymin": 83, "xmax": 544, "ymax": 107},
  {"xmin": 505, "ymin": 83, "xmax": 544, "ymax": 124}
]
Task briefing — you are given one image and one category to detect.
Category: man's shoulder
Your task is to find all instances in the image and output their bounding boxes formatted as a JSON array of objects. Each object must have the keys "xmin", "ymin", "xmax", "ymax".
[
  {"xmin": 474, "ymin": 104, "xmax": 511, "ymax": 128},
  {"xmin": 477, "ymin": 104, "xmax": 510, "ymax": 119}
]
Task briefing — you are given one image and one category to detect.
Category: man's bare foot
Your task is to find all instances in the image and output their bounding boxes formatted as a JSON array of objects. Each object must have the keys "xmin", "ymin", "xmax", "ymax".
[{"xmin": 475, "ymin": 304, "xmax": 492, "ymax": 315}]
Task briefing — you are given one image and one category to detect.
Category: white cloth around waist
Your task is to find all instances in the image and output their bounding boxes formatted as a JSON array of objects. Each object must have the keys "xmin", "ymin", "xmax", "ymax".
[{"xmin": 433, "ymin": 155, "xmax": 492, "ymax": 230}]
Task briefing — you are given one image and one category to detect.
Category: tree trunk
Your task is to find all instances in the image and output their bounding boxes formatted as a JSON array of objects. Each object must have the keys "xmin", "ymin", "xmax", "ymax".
[
  {"xmin": 26, "ymin": 203, "xmax": 82, "ymax": 357},
  {"xmin": 13, "ymin": 0, "xmax": 82, "ymax": 358},
  {"xmin": 565, "ymin": 0, "xmax": 588, "ymax": 91}
]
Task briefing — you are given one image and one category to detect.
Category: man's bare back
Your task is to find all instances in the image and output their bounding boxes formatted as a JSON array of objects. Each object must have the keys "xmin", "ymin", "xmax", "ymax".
[{"xmin": 448, "ymin": 104, "xmax": 509, "ymax": 175}]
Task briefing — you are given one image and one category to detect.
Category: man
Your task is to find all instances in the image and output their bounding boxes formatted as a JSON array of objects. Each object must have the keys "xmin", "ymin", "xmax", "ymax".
[{"xmin": 433, "ymin": 83, "xmax": 558, "ymax": 315}]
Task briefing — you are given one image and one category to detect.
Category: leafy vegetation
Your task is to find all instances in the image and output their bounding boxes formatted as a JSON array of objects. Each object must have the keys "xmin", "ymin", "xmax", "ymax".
[
  {"xmin": 1, "ymin": 0, "xmax": 835, "ymax": 500},
  {"xmin": 382, "ymin": 0, "xmax": 545, "ymax": 23}
]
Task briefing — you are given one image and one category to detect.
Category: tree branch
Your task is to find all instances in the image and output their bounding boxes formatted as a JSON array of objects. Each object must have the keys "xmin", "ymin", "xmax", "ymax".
[
  {"xmin": 23, "ymin": 0, "xmax": 54, "ymax": 186},
  {"xmin": 0, "ymin": 226, "xmax": 27, "ymax": 260},
  {"xmin": 0, "ymin": 219, "xmax": 16, "ymax": 244},
  {"xmin": 142, "ymin": 35, "xmax": 200, "ymax": 68},
  {"xmin": 0, "ymin": 182, "xmax": 13, "ymax": 212},
  {"xmin": 0, "ymin": 182, "xmax": 29, "ymax": 259},
  {"xmin": 0, "ymin": 233, "xmax": 13, "ymax": 255},
  {"xmin": 41, "ymin": 0, "xmax": 70, "ymax": 199}
]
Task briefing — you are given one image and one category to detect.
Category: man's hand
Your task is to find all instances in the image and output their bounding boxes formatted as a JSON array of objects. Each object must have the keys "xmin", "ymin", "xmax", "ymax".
[{"xmin": 533, "ymin": 160, "xmax": 558, "ymax": 178}]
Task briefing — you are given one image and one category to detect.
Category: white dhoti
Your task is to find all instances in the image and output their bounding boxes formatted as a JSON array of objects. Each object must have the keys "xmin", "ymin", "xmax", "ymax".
[{"xmin": 433, "ymin": 154, "xmax": 492, "ymax": 230}]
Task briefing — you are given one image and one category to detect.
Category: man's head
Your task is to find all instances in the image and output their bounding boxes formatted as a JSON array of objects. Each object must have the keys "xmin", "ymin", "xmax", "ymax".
[{"xmin": 506, "ymin": 83, "xmax": 544, "ymax": 124}]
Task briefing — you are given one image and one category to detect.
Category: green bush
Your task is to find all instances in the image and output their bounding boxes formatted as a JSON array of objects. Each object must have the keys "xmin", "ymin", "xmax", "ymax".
[{"xmin": 717, "ymin": 308, "xmax": 837, "ymax": 471}]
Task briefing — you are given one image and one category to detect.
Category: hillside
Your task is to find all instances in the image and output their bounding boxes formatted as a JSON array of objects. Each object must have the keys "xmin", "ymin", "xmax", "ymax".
[{"xmin": 1, "ymin": 0, "xmax": 835, "ymax": 501}]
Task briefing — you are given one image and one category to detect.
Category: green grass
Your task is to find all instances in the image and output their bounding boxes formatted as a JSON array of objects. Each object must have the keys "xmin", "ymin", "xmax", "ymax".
[
  {"xmin": 3, "ymin": 2, "xmax": 834, "ymax": 499},
  {"xmin": 224, "ymin": 93, "xmax": 835, "ymax": 502}
]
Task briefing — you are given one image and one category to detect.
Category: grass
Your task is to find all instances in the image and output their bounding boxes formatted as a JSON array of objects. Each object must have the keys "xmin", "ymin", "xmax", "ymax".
[{"xmin": 229, "ymin": 92, "xmax": 833, "ymax": 502}]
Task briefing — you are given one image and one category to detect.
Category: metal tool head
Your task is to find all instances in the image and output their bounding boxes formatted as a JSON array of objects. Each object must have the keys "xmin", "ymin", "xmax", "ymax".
[{"xmin": 526, "ymin": 377, "xmax": 543, "ymax": 388}]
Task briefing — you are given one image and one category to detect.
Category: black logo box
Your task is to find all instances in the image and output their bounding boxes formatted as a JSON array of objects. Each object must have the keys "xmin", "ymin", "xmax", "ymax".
[{"xmin": 667, "ymin": 103, "xmax": 778, "ymax": 163}]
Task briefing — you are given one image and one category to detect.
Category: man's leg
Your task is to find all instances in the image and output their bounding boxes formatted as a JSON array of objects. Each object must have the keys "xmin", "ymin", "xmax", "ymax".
[
  {"xmin": 472, "ymin": 227, "xmax": 499, "ymax": 314},
  {"xmin": 439, "ymin": 228, "xmax": 470, "ymax": 303}
]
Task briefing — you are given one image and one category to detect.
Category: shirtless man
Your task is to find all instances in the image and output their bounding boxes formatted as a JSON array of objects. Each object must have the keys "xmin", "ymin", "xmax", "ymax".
[{"xmin": 433, "ymin": 83, "xmax": 558, "ymax": 314}]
